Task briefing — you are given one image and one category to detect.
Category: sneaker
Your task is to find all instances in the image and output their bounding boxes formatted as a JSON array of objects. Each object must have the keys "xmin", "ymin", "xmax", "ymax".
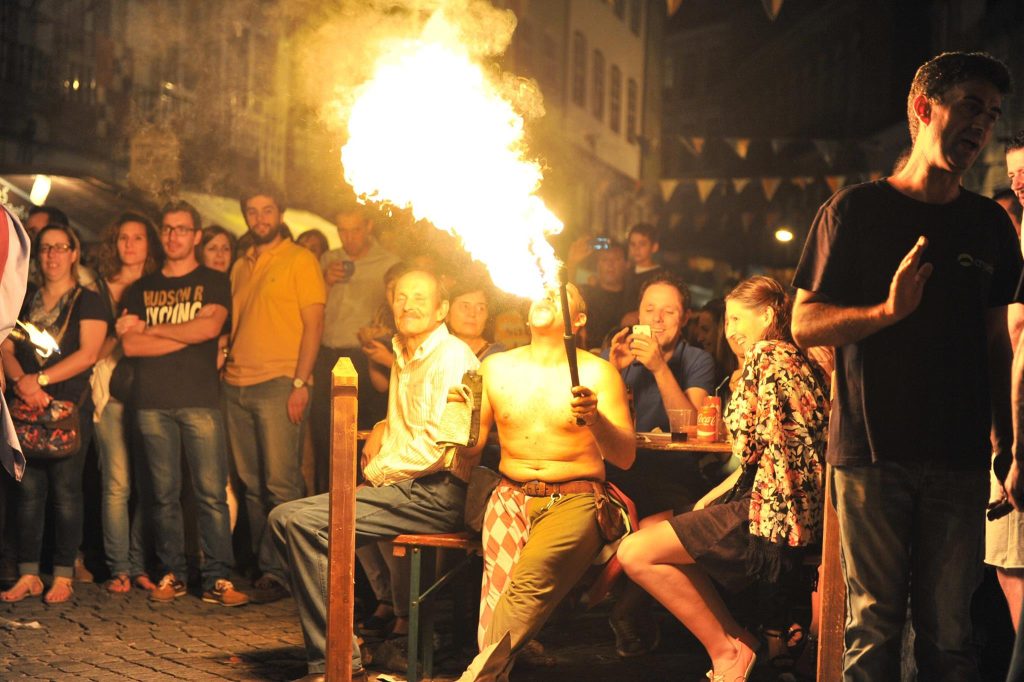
[
  {"xmin": 609, "ymin": 613, "xmax": 660, "ymax": 658},
  {"xmin": 202, "ymin": 579, "xmax": 250, "ymax": 607},
  {"xmin": 149, "ymin": 573, "xmax": 187, "ymax": 602},
  {"xmin": 249, "ymin": 575, "xmax": 289, "ymax": 604}
]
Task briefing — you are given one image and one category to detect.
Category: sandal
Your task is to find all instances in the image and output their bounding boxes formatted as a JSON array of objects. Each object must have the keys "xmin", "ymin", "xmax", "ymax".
[
  {"xmin": 44, "ymin": 577, "xmax": 74, "ymax": 604},
  {"xmin": 0, "ymin": 575, "xmax": 44, "ymax": 603},
  {"xmin": 106, "ymin": 573, "xmax": 131, "ymax": 594},
  {"xmin": 133, "ymin": 574, "xmax": 156, "ymax": 591}
]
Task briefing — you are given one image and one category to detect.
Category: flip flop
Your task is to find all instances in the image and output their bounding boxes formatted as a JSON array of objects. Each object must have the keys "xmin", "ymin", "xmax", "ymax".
[
  {"xmin": 106, "ymin": 574, "xmax": 131, "ymax": 594},
  {"xmin": 0, "ymin": 576, "xmax": 43, "ymax": 603},
  {"xmin": 44, "ymin": 578, "xmax": 74, "ymax": 605}
]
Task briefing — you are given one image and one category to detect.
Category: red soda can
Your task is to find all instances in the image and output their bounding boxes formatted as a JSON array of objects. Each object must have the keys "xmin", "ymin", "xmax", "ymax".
[{"xmin": 697, "ymin": 396, "xmax": 720, "ymax": 442}]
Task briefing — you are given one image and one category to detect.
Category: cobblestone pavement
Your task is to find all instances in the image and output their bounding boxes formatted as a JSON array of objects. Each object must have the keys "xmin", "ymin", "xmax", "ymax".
[{"xmin": 0, "ymin": 575, "xmax": 777, "ymax": 682}]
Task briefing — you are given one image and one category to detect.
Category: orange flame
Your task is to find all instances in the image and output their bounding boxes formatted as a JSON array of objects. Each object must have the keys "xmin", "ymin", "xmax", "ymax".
[{"xmin": 341, "ymin": 11, "xmax": 562, "ymax": 300}]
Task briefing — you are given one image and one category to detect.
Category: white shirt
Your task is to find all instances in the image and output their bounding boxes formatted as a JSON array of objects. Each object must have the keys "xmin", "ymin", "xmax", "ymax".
[{"xmin": 363, "ymin": 324, "xmax": 479, "ymax": 486}]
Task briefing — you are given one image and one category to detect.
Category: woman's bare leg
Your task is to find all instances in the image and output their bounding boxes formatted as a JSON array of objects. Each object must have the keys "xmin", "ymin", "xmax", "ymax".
[
  {"xmin": 997, "ymin": 567, "xmax": 1024, "ymax": 632},
  {"xmin": 618, "ymin": 521, "xmax": 758, "ymax": 675}
]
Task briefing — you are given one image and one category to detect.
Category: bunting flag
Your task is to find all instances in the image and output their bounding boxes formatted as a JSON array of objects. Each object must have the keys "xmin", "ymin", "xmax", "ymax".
[
  {"xmin": 732, "ymin": 177, "xmax": 751, "ymax": 194},
  {"xmin": 761, "ymin": 0, "xmax": 784, "ymax": 21},
  {"xmin": 741, "ymin": 212, "xmax": 755, "ymax": 230},
  {"xmin": 825, "ymin": 175, "xmax": 847, "ymax": 193},
  {"xmin": 770, "ymin": 138, "xmax": 787, "ymax": 154},
  {"xmin": 814, "ymin": 139, "xmax": 838, "ymax": 166},
  {"xmin": 666, "ymin": 0, "xmax": 683, "ymax": 15},
  {"xmin": 659, "ymin": 179, "xmax": 679, "ymax": 202},
  {"xmin": 678, "ymin": 136, "xmax": 706, "ymax": 156},
  {"xmin": 790, "ymin": 176, "xmax": 815, "ymax": 190},
  {"xmin": 725, "ymin": 138, "xmax": 751, "ymax": 159},
  {"xmin": 696, "ymin": 179, "xmax": 718, "ymax": 203},
  {"xmin": 761, "ymin": 177, "xmax": 782, "ymax": 202}
]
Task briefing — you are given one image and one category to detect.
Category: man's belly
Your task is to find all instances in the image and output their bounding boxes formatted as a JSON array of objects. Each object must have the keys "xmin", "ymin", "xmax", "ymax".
[{"xmin": 498, "ymin": 450, "xmax": 606, "ymax": 483}]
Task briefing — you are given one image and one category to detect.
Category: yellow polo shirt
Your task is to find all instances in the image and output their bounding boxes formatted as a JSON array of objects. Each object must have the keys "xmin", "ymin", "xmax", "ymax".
[{"xmin": 225, "ymin": 238, "xmax": 326, "ymax": 387}]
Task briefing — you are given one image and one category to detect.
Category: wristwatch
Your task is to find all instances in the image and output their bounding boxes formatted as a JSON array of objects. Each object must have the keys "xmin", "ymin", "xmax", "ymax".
[
  {"xmin": 37, "ymin": 372, "xmax": 50, "ymax": 387},
  {"xmin": 292, "ymin": 377, "xmax": 307, "ymax": 390}
]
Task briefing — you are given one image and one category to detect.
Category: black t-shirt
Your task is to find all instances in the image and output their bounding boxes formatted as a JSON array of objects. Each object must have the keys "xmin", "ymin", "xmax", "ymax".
[
  {"xmin": 122, "ymin": 266, "xmax": 230, "ymax": 410},
  {"xmin": 581, "ymin": 284, "xmax": 632, "ymax": 347},
  {"xmin": 793, "ymin": 180, "xmax": 1023, "ymax": 470},
  {"xmin": 15, "ymin": 287, "xmax": 110, "ymax": 403}
]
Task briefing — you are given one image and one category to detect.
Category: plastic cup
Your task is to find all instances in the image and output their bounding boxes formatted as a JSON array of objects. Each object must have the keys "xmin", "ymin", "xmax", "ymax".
[{"xmin": 667, "ymin": 408, "xmax": 695, "ymax": 442}]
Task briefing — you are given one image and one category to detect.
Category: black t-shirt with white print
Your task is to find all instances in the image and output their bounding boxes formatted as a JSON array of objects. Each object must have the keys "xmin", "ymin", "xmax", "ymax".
[{"xmin": 122, "ymin": 265, "xmax": 230, "ymax": 410}]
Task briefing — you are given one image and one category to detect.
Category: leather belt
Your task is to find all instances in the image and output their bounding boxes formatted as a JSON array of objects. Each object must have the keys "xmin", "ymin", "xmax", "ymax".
[{"xmin": 500, "ymin": 477, "xmax": 602, "ymax": 497}]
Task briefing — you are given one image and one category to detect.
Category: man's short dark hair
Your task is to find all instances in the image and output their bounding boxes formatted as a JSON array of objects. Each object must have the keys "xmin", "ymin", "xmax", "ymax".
[
  {"xmin": 1006, "ymin": 130, "xmax": 1024, "ymax": 154},
  {"xmin": 638, "ymin": 271, "xmax": 691, "ymax": 311},
  {"xmin": 907, "ymin": 52, "xmax": 1012, "ymax": 143},
  {"xmin": 160, "ymin": 199, "xmax": 203, "ymax": 232},
  {"xmin": 628, "ymin": 223, "xmax": 659, "ymax": 244},
  {"xmin": 240, "ymin": 186, "xmax": 287, "ymax": 215},
  {"xmin": 28, "ymin": 205, "xmax": 69, "ymax": 226}
]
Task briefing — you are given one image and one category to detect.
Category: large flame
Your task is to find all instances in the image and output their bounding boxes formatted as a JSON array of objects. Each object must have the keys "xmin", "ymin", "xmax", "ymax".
[{"xmin": 341, "ymin": 11, "xmax": 562, "ymax": 300}]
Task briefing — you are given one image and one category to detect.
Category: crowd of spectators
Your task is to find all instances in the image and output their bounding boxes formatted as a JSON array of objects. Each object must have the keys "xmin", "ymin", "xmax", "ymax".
[{"xmin": 3, "ymin": 47, "xmax": 1024, "ymax": 682}]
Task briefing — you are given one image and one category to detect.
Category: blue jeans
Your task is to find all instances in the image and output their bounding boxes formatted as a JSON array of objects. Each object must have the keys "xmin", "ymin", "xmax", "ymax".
[
  {"xmin": 222, "ymin": 377, "xmax": 307, "ymax": 578},
  {"xmin": 833, "ymin": 462, "xmax": 988, "ymax": 682},
  {"xmin": 17, "ymin": 400, "xmax": 94, "ymax": 578},
  {"xmin": 136, "ymin": 407, "xmax": 234, "ymax": 590},
  {"xmin": 94, "ymin": 400, "xmax": 149, "ymax": 576},
  {"xmin": 268, "ymin": 472, "xmax": 467, "ymax": 674}
]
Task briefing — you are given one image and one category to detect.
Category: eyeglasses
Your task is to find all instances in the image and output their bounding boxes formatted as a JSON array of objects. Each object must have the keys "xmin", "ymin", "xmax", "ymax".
[
  {"xmin": 160, "ymin": 226, "xmax": 197, "ymax": 237},
  {"xmin": 39, "ymin": 243, "xmax": 72, "ymax": 254}
]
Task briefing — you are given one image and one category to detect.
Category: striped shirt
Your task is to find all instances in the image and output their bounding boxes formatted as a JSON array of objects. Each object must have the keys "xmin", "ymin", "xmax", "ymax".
[{"xmin": 363, "ymin": 323, "xmax": 479, "ymax": 486}]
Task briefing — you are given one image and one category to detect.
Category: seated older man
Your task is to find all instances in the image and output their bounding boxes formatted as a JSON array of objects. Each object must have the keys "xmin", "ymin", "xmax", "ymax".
[
  {"xmin": 457, "ymin": 285, "xmax": 635, "ymax": 681},
  {"xmin": 267, "ymin": 268, "xmax": 479, "ymax": 681}
]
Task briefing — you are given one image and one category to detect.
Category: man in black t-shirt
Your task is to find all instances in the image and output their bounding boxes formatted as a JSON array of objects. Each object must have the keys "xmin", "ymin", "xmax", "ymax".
[
  {"xmin": 118, "ymin": 200, "xmax": 248, "ymax": 608},
  {"xmin": 582, "ymin": 240, "xmax": 632, "ymax": 347},
  {"xmin": 792, "ymin": 53, "xmax": 1019, "ymax": 682}
]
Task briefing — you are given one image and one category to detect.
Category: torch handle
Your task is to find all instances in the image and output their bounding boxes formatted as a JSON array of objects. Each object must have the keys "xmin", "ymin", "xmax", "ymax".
[{"xmin": 558, "ymin": 275, "xmax": 585, "ymax": 426}]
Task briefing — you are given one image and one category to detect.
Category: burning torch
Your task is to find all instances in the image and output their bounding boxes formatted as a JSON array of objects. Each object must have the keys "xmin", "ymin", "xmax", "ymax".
[
  {"xmin": 9, "ymin": 321, "xmax": 61, "ymax": 360},
  {"xmin": 558, "ymin": 268, "xmax": 585, "ymax": 427}
]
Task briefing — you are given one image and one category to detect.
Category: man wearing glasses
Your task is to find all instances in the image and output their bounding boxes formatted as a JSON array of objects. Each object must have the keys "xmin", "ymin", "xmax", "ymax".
[{"xmin": 118, "ymin": 200, "xmax": 248, "ymax": 606}]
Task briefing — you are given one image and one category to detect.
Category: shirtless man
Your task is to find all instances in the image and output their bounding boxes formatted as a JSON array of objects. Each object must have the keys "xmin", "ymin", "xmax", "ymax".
[{"xmin": 459, "ymin": 285, "xmax": 635, "ymax": 681}]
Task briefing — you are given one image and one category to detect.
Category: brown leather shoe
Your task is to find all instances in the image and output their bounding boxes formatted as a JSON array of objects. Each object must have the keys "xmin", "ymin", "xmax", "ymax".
[
  {"xmin": 149, "ymin": 573, "xmax": 187, "ymax": 602},
  {"xmin": 201, "ymin": 579, "xmax": 249, "ymax": 607}
]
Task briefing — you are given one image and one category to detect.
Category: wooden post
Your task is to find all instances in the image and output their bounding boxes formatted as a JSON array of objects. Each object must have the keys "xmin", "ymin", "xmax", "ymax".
[
  {"xmin": 817, "ymin": 465, "xmax": 844, "ymax": 682},
  {"xmin": 326, "ymin": 358, "xmax": 358, "ymax": 682}
]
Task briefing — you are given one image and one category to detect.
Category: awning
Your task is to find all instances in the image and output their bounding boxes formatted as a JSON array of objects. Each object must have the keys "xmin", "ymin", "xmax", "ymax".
[
  {"xmin": 180, "ymin": 191, "xmax": 340, "ymax": 249},
  {"xmin": 0, "ymin": 175, "xmax": 340, "ymax": 249}
]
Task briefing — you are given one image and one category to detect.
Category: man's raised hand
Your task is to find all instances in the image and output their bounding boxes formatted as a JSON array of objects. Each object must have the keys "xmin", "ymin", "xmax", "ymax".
[{"xmin": 883, "ymin": 236, "xmax": 933, "ymax": 324}]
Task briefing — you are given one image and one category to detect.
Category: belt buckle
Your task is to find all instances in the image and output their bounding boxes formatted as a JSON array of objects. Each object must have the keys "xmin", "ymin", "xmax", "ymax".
[{"xmin": 522, "ymin": 480, "xmax": 545, "ymax": 497}]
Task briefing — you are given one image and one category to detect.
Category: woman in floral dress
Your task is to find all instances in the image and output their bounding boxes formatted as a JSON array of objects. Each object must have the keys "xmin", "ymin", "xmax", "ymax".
[{"xmin": 617, "ymin": 276, "xmax": 829, "ymax": 682}]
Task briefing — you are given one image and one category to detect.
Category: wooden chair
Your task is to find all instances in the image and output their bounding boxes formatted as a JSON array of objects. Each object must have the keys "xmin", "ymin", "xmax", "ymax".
[{"xmin": 391, "ymin": 531, "xmax": 483, "ymax": 682}]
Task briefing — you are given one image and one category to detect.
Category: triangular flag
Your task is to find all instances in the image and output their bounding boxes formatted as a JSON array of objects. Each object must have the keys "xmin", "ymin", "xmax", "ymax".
[
  {"xmin": 725, "ymin": 138, "xmax": 751, "ymax": 159},
  {"xmin": 741, "ymin": 212, "xmax": 755, "ymax": 230},
  {"xmin": 659, "ymin": 179, "xmax": 679, "ymax": 202},
  {"xmin": 760, "ymin": 0, "xmax": 784, "ymax": 20},
  {"xmin": 825, "ymin": 175, "xmax": 847, "ymax": 193},
  {"xmin": 790, "ymin": 177, "xmax": 808, "ymax": 190},
  {"xmin": 667, "ymin": 0, "xmax": 683, "ymax": 15},
  {"xmin": 732, "ymin": 178, "xmax": 751, "ymax": 194},
  {"xmin": 696, "ymin": 179, "xmax": 717, "ymax": 203},
  {"xmin": 761, "ymin": 177, "xmax": 782, "ymax": 202},
  {"xmin": 770, "ymin": 138, "xmax": 787, "ymax": 155},
  {"xmin": 814, "ymin": 139, "xmax": 838, "ymax": 166},
  {"xmin": 868, "ymin": 170, "xmax": 883, "ymax": 181},
  {"xmin": 677, "ymin": 136, "xmax": 704, "ymax": 156},
  {"xmin": 669, "ymin": 212, "xmax": 683, "ymax": 229}
]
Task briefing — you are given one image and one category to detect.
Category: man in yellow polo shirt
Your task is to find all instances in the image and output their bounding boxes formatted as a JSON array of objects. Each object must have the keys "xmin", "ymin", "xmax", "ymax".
[{"xmin": 223, "ymin": 188, "xmax": 325, "ymax": 601}]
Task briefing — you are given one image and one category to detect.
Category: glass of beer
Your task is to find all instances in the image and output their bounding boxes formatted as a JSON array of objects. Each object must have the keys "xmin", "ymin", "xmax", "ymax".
[{"xmin": 667, "ymin": 408, "xmax": 695, "ymax": 442}]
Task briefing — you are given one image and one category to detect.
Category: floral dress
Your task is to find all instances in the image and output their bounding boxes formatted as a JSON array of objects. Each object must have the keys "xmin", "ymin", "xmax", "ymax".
[{"xmin": 722, "ymin": 339, "xmax": 829, "ymax": 576}]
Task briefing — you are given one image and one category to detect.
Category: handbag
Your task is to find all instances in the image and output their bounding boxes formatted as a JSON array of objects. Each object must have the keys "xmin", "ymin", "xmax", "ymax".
[
  {"xmin": 8, "ymin": 286, "xmax": 85, "ymax": 460},
  {"xmin": 9, "ymin": 396, "xmax": 81, "ymax": 460},
  {"xmin": 592, "ymin": 482, "xmax": 627, "ymax": 544},
  {"xmin": 109, "ymin": 358, "xmax": 135, "ymax": 403}
]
